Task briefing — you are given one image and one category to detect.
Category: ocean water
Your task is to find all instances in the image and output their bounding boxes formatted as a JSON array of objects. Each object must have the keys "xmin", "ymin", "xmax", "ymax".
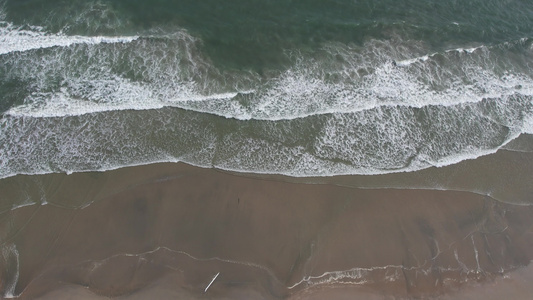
[{"xmin": 2, "ymin": 0, "xmax": 533, "ymax": 178}]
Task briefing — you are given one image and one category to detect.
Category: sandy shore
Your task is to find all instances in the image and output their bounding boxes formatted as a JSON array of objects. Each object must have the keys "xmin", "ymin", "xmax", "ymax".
[{"xmin": 1, "ymin": 161, "xmax": 533, "ymax": 299}]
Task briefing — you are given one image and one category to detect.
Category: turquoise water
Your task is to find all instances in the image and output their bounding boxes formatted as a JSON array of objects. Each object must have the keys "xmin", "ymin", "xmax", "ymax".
[{"xmin": 1, "ymin": 0, "xmax": 533, "ymax": 178}]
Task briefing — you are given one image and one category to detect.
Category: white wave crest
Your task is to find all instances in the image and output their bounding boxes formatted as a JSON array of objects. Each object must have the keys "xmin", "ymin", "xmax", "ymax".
[
  {"xmin": 0, "ymin": 21, "xmax": 138, "ymax": 55},
  {"xmin": 6, "ymin": 86, "xmax": 243, "ymax": 118},
  {"xmin": 155, "ymin": 38, "xmax": 533, "ymax": 121},
  {"xmin": 3, "ymin": 30, "xmax": 533, "ymax": 124}
]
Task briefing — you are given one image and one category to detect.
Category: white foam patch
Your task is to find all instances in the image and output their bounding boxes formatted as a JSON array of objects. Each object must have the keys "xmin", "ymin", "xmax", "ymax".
[
  {"xmin": 524, "ymin": 114, "xmax": 533, "ymax": 134},
  {"xmin": 176, "ymin": 39, "xmax": 533, "ymax": 121},
  {"xmin": 395, "ymin": 54, "xmax": 431, "ymax": 66},
  {"xmin": 0, "ymin": 21, "xmax": 138, "ymax": 55},
  {"xmin": 6, "ymin": 79, "xmax": 242, "ymax": 118}
]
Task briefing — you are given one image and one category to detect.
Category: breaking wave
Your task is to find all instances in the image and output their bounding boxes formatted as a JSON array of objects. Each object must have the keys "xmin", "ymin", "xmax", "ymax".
[{"xmin": 1, "ymin": 10, "xmax": 533, "ymax": 178}]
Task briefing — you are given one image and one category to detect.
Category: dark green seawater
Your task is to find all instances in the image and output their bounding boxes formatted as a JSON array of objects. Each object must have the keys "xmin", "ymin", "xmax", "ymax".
[{"xmin": 1, "ymin": 0, "xmax": 533, "ymax": 178}]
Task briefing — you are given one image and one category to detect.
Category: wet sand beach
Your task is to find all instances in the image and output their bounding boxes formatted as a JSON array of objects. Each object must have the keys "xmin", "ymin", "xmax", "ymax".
[{"xmin": 1, "ymin": 149, "xmax": 533, "ymax": 299}]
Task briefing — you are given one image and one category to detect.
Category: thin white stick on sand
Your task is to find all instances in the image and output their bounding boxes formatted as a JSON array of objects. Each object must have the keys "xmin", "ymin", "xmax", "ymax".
[{"xmin": 204, "ymin": 272, "xmax": 220, "ymax": 293}]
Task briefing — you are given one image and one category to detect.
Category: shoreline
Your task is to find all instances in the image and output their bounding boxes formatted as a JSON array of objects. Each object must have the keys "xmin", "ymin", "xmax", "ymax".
[
  {"xmin": 2, "ymin": 142, "xmax": 533, "ymax": 212},
  {"xmin": 1, "ymin": 161, "xmax": 533, "ymax": 299}
]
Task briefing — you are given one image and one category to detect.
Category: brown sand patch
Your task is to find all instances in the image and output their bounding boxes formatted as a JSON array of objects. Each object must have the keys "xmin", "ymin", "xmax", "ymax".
[{"xmin": 0, "ymin": 163, "xmax": 532, "ymax": 299}]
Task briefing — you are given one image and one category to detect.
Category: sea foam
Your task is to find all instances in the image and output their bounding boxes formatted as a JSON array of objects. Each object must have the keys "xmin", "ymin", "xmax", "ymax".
[
  {"xmin": 1, "ymin": 24, "xmax": 533, "ymax": 179},
  {"xmin": 0, "ymin": 21, "xmax": 138, "ymax": 55},
  {"xmin": 3, "ymin": 34, "xmax": 532, "ymax": 123}
]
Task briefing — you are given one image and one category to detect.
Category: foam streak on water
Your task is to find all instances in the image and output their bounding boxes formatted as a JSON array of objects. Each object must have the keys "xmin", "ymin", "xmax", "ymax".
[{"xmin": 0, "ymin": 21, "xmax": 138, "ymax": 55}]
